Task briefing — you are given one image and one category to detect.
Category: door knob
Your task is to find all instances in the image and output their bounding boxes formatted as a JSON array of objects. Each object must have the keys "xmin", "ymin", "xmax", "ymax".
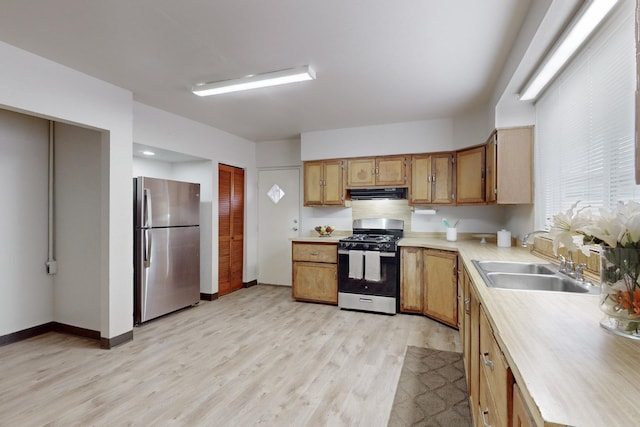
[{"xmin": 292, "ymin": 227, "xmax": 299, "ymax": 231}]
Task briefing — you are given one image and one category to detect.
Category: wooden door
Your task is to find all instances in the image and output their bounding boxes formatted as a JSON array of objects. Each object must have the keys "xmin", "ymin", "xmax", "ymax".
[
  {"xmin": 496, "ymin": 126, "xmax": 533, "ymax": 204},
  {"xmin": 409, "ymin": 154, "xmax": 432, "ymax": 204},
  {"xmin": 423, "ymin": 250, "xmax": 457, "ymax": 327},
  {"xmin": 322, "ymin": 160, "xmax": 345, "ymax": 205},
  {"xmin": 347, "ymin": 158, "xmax": 376, "ymax": 187},
  {"xmin": 456, "ymin": 145, "xmax": 485, "ymax": 204},
  {"xmin": 219, "ymin": 164, "xmax": 244, "ymax": 296},
  {"xmin": 432, "ymin": 153, "xmax": 455, "ymax": 204},
  {"xmin": 303, "ymin": 161, "xmax": 323, "ymax": 206},
  {"xmin": 376, "ymin": 156, "xmax": 406, "ymax": 186},
  {"xmin": 292, "ymin": 262, "xmax": 337, "ymax": 304},
  {"xmin": 400, "ymin": 247, "xmax": 424, "ymax": 313},
  {"xmin": 485, "ymin": 132, "xmax": 497, "ymax": 203}
]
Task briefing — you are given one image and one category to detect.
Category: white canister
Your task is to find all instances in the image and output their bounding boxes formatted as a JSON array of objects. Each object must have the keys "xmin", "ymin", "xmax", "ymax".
[
  {"xmin": 446, "ymin": 227, "xmax": 457, "ymax": 242},
  {"xmin": 497, "ymin": 229, "xmax": 512, "ymax": 247}
]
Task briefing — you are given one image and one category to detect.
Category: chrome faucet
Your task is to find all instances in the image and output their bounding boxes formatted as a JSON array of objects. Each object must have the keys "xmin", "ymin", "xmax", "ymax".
[{"xmin": 521, "ymin": 230, "xmax": 548, "ymax": 248}]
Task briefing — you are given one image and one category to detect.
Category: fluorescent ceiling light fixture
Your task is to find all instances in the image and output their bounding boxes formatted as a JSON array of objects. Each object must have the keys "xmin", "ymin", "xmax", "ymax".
[
  {"xmin": 192, "ymin": 66, "xmax": 316, "ymax": 96},
  {"xmin": 141, "ymin": 150, "xmax": 155, "ymax": 156},
  {"xmin": 519, "ymin": 0, "xmax": 618, "ymax": 101}
]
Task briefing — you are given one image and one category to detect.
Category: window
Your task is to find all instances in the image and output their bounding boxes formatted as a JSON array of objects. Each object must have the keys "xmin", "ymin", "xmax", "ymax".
[{"xmin": 535, "ymin": 1, "xmax": 639, "ymax": 229}]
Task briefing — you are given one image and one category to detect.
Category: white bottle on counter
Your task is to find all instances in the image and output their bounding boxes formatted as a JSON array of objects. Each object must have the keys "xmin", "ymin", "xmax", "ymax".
[{"xmin": 497, "ymin": 229, "xmax": 512, "ymax": 247}]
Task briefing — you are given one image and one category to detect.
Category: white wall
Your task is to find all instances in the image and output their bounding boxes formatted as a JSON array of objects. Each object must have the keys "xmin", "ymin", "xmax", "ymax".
[
  {"xmin": 256, "ymin": 139, "xmax": 302, "ymax": 168},
  {"xmin": 0, "ymin": 41, "xmax": 133, "ymax": 340},
  {"xmin": 54, "ymin": 123, "xmax": 103, "ymax": 331},
  {"xmin": 0, "ymin": 110, "xmax": 53, "ymax": 335},
  {"xmin": 133, "ymin": 102, "xmax": 258, "ymax": 292},
  {"xmin": 301, "ymin": 119, "xmax": 455, "ymax": 160}
]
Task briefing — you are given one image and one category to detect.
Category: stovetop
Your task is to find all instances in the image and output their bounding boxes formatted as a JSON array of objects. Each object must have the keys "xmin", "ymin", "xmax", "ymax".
[{"xmin": 339, "ymin": 232, "xmax": 402, "ymax": 252}]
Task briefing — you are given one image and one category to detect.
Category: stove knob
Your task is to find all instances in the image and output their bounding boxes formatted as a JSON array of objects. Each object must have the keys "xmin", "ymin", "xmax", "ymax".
[{"xmin": 363, "ymin": 243, "xmax": 369, "ymax": 250}]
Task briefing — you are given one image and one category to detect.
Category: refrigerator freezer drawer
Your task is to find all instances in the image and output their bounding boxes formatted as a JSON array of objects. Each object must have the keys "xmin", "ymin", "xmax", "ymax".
[{"xmin": 134, "ymin": 226, "xmax": 200, "ymax": 324}]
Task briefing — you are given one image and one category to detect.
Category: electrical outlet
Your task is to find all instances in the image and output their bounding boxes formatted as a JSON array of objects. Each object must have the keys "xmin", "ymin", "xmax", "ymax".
[{"xmin": 46, "ymin": 260, "xmax": 57, "ymax": 275}]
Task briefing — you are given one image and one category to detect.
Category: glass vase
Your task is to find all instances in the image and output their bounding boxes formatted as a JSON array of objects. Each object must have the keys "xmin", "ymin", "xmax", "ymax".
[{"xmin": 599, "ymin": 246, "xmax": 640, "ymax": 339}]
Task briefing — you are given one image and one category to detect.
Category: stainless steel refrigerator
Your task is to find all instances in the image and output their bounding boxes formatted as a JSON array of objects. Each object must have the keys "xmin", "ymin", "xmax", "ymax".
[{"xmin": 134, "ymin": 177, "xmax": 200, "ymax": 324}]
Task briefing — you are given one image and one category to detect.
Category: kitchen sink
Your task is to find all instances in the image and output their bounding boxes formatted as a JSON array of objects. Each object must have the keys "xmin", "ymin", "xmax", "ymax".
[
  {"xmin": 474, "ymin": 260, "xmax": 556, "ymax": 275},
  {"xmin": 484, "ymin": 272, "xmax": 599, "ymax": 294},
  {"xmin": 472, "ymin": 260, "xmax": 600, "ymax": 295}
]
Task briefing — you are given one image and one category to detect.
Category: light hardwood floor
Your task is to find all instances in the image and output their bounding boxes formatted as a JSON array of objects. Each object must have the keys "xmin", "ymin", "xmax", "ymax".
[{"xmin": 0, "ymin": 285, "xmax": 460, "ymax": 426}]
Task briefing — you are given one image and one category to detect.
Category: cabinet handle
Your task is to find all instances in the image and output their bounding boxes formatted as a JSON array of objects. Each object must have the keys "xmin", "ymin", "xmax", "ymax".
[
  {"xmin": 375, "ymin": 167, "xmax": 379, "ymax": 175},
  {"xmin": 427, "ymin": 175, "xmax": 432, "ymax": 182},
  {"xmin": 481, "ymin": 409, "xmax": 492, "ymax": 427},
  {"xmin": 310, "ymin": 250, "xmax": 319, "ymax": 256},
  {"xmin": 432, "ymin": 174, "xmax": 436, "ymax": 183},
  {"xmin": 481, "ymin": 352, "xmax": 494, "ymax": 370},
  {"xmin": 464, "ymin": 297, "xmax": 470, "ymax": 314}
]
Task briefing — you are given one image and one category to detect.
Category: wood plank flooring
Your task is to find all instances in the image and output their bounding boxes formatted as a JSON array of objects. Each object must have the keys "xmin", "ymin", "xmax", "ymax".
[{"xmin": 0, "ymin": 285, "xmax": 460, "ymax": 426}]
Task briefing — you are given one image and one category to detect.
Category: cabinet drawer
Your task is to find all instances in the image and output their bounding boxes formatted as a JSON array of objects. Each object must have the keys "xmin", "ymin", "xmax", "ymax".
[
  {"xmin": 479, "ymin": 368, "xmax": 505, "ymax": 427},
  {"xmin": 292, "ymin": 243, "xmax": 337, "ymax": 263},
  {"xmin": 479, "ymin": 307, "xmax": 511, "ymax": 426}
]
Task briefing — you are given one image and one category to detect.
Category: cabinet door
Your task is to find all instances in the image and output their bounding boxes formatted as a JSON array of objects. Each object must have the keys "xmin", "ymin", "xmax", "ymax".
[
  {"xmin": 292, "ymin": 262, "xmax": 337, "ymax": 304},
  {"xmin": 376, "ymin": 155, "xmax": 406, "ymax": 186},
  {"xmin": 512, "ymin": 383, "xmax": 536, "ymax": 427},
  {"xmin": 469, "ymin": 285, "xmax": 480, "ymax": 426},
  {"xmin": 322, "ymin": 160, "xmax": 345, "ymax": 205},
  {"xmin": 409, "ymin": 154, "xmax": 432, "ymax": 204},
  {"xmin": 432, "ymin": 153, "xmax": 455, "ymax": 204},
  {"xmin": 496, "ymin": 127, "xmax": 533, "ymax": 204},
  {"xmin": 485, "ymin": 132, "xmax": 497, "ymax": 204},
  {"xmin": 347, "ymin": 158, "xmax": 376, "ymax": 187},
  {"xmin": 303, "ymin": 161, "xmax": 323, "ymax": 206},
  {"xmin": 400, "ymin": 247, "xmax": 424, "ymax": 313},
  {"xmin": 456, "ymin": 145, "xmax": 485, "ymax": 204},
  {"xmin": 423, "ymin": 250, "xmax": 458, "ymax": 327}
]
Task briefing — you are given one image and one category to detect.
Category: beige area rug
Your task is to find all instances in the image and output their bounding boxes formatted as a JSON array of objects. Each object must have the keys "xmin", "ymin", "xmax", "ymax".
[{"xmin": 388, "ymin": 346, "xmax": 472, "ymax": 427}]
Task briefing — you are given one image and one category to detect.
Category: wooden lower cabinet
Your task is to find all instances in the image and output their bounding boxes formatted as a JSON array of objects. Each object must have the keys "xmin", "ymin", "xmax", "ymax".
[
  {"xmin": 512, "ymin": 383, "xmax": 535, "ymax": 427},
  {"xmin": 400, "ymin": 247, "xmax": 424, "ymax": 313},
  {"xmin": 400, "ymin": 247, "xmax": 458, "ymax": 328},
  {"xmin": 424, "ymin": 249, "xmax": 458, "ymax": 327},
  {"xmin": 462, "ymin": 264, "xmax": 540, "ymax": 427},
  {"xmin": 291, "ymin": 242, "xmax": 338, "ymax": 304}
]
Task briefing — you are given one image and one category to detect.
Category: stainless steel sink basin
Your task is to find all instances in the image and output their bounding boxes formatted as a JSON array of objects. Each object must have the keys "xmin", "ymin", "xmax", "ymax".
[
  {"xmin": 474, "ymin": 260, "xmax": 556, "ymax": 275},
  {"xmin": 472, "ymin": 260, "xmax": 600, "ymax": 295},
  {"xmin": 484, "ymin": 272, "xmax": 599, "ymax": 294}
]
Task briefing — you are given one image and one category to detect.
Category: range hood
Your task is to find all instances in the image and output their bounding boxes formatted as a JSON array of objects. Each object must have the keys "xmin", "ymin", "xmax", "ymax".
[{"xmin": 349, "ymin": 187, "xmax": 407, "ymax": 200}]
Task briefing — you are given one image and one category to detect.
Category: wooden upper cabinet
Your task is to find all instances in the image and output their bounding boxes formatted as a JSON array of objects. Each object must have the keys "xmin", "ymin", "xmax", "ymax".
[
  {"xmin": 409, "ymin": 153, "xmax": 454, "ymax": 205},
  {"xmin": 303, "ymin": 159, "xmax": 345, "ymax": 206},
  {"xmin": 346, "ymin": 155, "xmax": 407, "ymax": 187},
  {"xmin": 432, "ymin": 153, "xmax": 455, "ymax": 204},
  {"xmin": 376, "ymin": 156, "xmax": 407, "ymax": 186},
  {"xmin": 485, "ymin": 133, "xmax": 497, "ymax": 204},
  {"xmin": 490, "ymin": 126, "xmax": 534, "ymax": 204},
  {"xmin": 456, "ymin": 145, "xmax": 485, "ymax": 204}
]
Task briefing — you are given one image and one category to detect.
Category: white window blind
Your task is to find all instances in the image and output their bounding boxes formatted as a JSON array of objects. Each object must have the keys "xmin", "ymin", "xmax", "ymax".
[{"xmin": 535, "ymin": 1, "xmax": 638, "ymax": 229}]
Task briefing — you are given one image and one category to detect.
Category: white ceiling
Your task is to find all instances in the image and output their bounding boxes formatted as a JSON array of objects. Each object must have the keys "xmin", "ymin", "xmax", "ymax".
[{"xmin": 0, "ymin": 0, "xmax": 535, "ymax": 142}]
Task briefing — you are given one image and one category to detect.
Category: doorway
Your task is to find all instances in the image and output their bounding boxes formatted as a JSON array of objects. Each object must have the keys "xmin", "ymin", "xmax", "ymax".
[
  {"xmin": 258, "ymin": 168, "xmax": 300, "ymax": 286},
  {"xmin": 218, "ymin": 164, "xmax": 244, "ymax": 296}
]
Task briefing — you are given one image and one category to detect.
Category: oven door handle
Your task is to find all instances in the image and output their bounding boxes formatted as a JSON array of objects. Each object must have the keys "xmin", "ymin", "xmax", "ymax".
[{"xmin": 338, "ymin": 249, "xmax": 396, "ymax": 257}]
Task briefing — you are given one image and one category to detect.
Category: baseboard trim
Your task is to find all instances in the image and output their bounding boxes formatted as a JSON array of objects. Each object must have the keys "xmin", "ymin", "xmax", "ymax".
[
  {"xmin": 52, "ymin": 322, "xmax": 100, "ymax": 340},
  {"xmin": 200, "ymin": 292, "xmax": 219, "ymax": 301},
  {"xmin": 0, "ymin": 321, "xmax": 102, "ymax": 347},
  {"xmin": 0, "ymin": 322, "xmax": 54, "ymax": 347},
  {"xmin": 100, "ymin": 330, "xmax": 134, "ymax": 349},
  {"xmin": 243, "ymin": 280, "xmax": 258, "ymax": 288}
]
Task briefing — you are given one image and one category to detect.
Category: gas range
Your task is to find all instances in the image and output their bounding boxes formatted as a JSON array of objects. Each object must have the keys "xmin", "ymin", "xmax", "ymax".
[
  {"xmin": 338, "ymin": 233, "xmax": 401, "ymax": 252},
  {"xmin": 337, "ymin": 218, "xmax": 404, "ymax": 315}
]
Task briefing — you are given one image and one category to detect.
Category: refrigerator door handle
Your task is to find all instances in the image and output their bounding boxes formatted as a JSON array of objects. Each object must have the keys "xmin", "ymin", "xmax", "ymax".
[
  {"xmin": 143, "ymin": 187, "xmax": 152, "ymax": 228},
  {"xmin": 144, "ymin": 229, "xmax": 151, "ymax": 267}
]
